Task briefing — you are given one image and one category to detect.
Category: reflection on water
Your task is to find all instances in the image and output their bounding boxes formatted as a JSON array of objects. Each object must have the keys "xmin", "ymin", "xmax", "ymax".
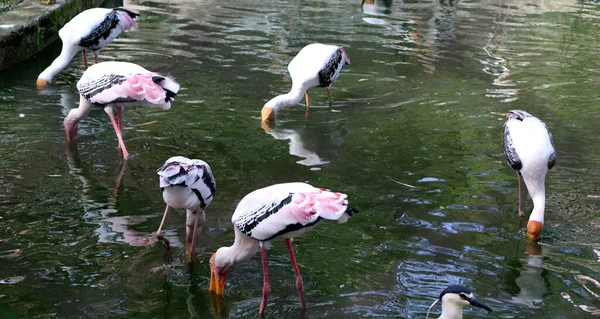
[{"xmin": 2, "ymin": 0, "xmax": 600, "ymax": 317}]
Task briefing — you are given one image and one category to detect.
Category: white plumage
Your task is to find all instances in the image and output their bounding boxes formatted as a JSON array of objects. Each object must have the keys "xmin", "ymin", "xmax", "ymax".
[
  {"xmin": 37, "ymin": 7, "xmax": 139, "ymax": 86},
  {"xmin": 261, "ymin": 43, "xmax": 350, "ymax": 123},
  {"xmin": 503, "ymin": 110, "xmax": 556, "ymax": 241},
  {"xmin": 155, "ymin": 156, "xmax": 216, "ymax": 263},
  {"xmin": 209, "ymin": 182, "xmax": 357, "ymax": 314}
]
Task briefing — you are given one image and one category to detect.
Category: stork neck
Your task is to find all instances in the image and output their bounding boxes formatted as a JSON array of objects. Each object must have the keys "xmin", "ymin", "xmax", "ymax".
[
  {"xmin": 215, "ymin": 228, "xmax": 259, "ymax": 268},
  {"xmin": 38, "ymin": 45, "xmax": 79, "ymax": 82},
  {"xmin": 529, "ymin": 192, "xmax": 546, "ymax": 224},
  {"xmin": 65, "ymin": 96, "xmax": 94, "ymax": 125},
  {"xmin": 438, "ymin": 301, "xmax": 463, "ymax": 319},
  {"xmin": 264, "ymin": 83, "xmax": 307, "ymax": 112}
]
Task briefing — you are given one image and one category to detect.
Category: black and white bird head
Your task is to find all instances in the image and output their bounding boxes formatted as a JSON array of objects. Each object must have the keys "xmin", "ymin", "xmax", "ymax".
[
  {"xmin": 426, "ymin": 285, "xmax": 492, "ymax": 319},
  {"xmin": 506, "ymin": 109, "xmax": 534, "ymax": 121}
]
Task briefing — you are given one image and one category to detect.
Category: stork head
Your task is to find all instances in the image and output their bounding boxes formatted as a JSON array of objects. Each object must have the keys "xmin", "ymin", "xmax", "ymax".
[{"xmin": 208, "ymin": 251, "xmax": 229, "ymax": 295}]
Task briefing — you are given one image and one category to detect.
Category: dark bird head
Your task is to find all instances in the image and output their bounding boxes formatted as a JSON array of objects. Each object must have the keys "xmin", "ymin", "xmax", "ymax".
[{"xmin": 439, "ymin": 285, "xmax": 493, "ymax": 312}]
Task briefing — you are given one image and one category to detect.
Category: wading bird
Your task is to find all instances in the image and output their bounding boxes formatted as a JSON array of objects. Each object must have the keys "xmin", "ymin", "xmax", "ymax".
[
  {"xmin": 503, "ymin": 110, "xmax": 556, "ymax": 241},
  {"xmin": 426, "ymin": 285, "xmax": 493, "ymax": 319},
  {"xmin": 64, "ymin": 61, "xmax": 179, "ymax": 160},
  {"xmin": 260, "ymin": 43, "xmax": 350, "ymax": 124},
  {"xmin": 36, "ymin": 7, "xmax": 139, "ymax": 87},
  {"xmin": 156, "ymin": 156, "xmax": 216, "ymax": 263},
  {"xmin": 208, "ymin": 182, "xmax": 357, "ymax": 314}
]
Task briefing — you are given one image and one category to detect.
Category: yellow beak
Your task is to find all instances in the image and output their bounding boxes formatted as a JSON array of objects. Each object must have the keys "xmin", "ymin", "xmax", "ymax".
[
  {"xmin": 527, "ymin": 220, "xmax": 543, "ymax": 241},
  {"xmin": 261, "ymin": 107, "xmax": 275, "ymax": 122},
  {"xmin": 36, "ymin": 78, "xmax": 48, "ymax": 88}
]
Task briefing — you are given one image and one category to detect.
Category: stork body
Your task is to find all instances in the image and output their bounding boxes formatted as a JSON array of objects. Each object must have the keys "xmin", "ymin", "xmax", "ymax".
[
  {"xmin": 426, "ymin": 285, "xmax": 493, "ymax": 319},
  {"xmin": 503, "ymin": 110, "xmax": 556, "ymax": 241},
  {"xmin": 37, "ymin": 7, "xmax": 139, "ymax": 87},
  {"xmin": 156, "ymin": 156, "xmax": 216, "ymax": 263},
  {"xmin": 208, "ymin": 182, "xmax": 357, "ymax": 314},
  {"xmin": 261, "ymin": 43, "xmax": 350, "ymax": 123},
  {"xmin": 64, "ymin": 61, "xmax": 179, "ymax": 160}
]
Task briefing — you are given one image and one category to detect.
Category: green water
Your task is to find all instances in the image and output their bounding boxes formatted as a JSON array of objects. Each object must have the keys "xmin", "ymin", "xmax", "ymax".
[{"xmin": 2, "ymin": 0, "xmax": 600, "ymax": 317}]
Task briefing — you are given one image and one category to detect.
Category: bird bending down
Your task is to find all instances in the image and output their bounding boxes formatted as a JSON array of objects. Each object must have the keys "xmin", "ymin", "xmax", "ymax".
[
  {"xmin": 260, "ymin": 43, "xmax": 350, "ymax": 124},
  {"xmin": 503, "ymin": 110, "xmax": 556, "ymax": 241},
  {"xmin": 64, "ymin": 61, "xmax": 179, "ymax": 160},
  {"xmin": 426, "ymin": 285, "xmax": 492, "ymax": 319},
  {"xmin": 156, "ymin": 157, "xmax": 216, "ymax": 263},
  {"xmin": 36, "ymin": 7, "xmax": 139, "ymax": 87},
  {"xmin": 208, "ymin": 182, "xmax": 357, "ymax": 314}
]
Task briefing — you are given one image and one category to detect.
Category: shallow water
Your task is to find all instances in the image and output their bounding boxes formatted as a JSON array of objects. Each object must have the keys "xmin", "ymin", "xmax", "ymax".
[{"xmin": 2, "ymin": 0, "xmax": 600, "ymax": 317}]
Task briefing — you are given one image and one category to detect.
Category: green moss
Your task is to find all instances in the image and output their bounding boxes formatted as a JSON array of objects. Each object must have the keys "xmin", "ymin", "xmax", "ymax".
[{"xmin": 0, "ymin": 0, "xmax": 22, "ymax": 14}]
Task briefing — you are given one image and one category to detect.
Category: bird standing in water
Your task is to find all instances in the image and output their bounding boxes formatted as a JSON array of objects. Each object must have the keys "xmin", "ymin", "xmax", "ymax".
[
  {"xmin": 64, "ymin": 61, "xmax": 179, "ymax": 160},
  {"xmin": 260, "ymin": 43, "xmax": 350, "ymax": 125},
  {"xmin": 37, "ymin": 7, "xmax": 139, "ymax": 87},
  {"xmin": 503, "ymin": 110, "xmax": 556, "ymax": 241},
  {"xmin": 156, "ymin": 157, "xmax": 216, "ymax": 263},
  {"xmin": 426, "ymin": 285, "xmax": 493, "ymax": 319},
  {"xmin": 208, "ymin": 182, "xmax": 357, "ymax": 314}
]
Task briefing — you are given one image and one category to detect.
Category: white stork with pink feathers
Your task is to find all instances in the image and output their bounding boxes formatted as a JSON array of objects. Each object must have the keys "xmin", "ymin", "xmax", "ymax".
[
  {"xmin": 208, "ymin": 182, "xmax": 357, "ymax": 314},
  {"xmin": 64, "ymin": 61, "xmax": 179, "ymax": 160}
]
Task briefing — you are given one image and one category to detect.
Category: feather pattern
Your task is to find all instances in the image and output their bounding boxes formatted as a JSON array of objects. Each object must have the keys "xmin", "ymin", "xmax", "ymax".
[
  {"xmin": 78, "ymin": 8, "xmax": 139, "ymax": 50},
  {"xmin": 158, "ymin": 156, "xmax": 216, "ymax": 209},
  {"xmin": 232, "ymin": 182, "xmax": 357, "ymax": 241},
  {"xmin": 76, "ymin": 61, "xmax": 180, "ymax": 110}
]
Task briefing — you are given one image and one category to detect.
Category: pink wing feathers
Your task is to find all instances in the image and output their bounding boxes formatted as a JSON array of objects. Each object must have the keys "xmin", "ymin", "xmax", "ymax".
[{"xmin": 233, "ymin": 183, "xmax": 357, "ymax": 241}]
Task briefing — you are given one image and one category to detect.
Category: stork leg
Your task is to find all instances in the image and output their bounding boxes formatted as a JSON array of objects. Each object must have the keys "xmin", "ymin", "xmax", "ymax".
[
  {"xmin": 186, "ymin": 209, "xmax": 204, "ymax": 264},
  {"xmin": 305, "ymin": 90, "xmax": 311, "ymax": 119},
  {"xmin": 104, "ymin": 106, "xmax": 129, "ymax": 160},
  {"xmin": 82, "ymin": 50, "xmax": 88, "ymax": 69},
  {"xmin": 94, "ymin": 52, "xmax": 99, "ymax": 64},
  {"xmin": 518, "ymin": 173, "xmax": 525, "ymax": 217},
  {"xmin": 259, "ymin": 243, "xmax": 271, "ymax": 315},
  {"xmin": 156, "ymin": 205, "xmax": 172, "ymax": 263},
  {"xmin": 286, "ymin": 238, "xmax": 306, "ymax": 309},
  {"xmin": 327, "ymin": 85, "xmax": 333, "ymax": 106},
  {"xmin": 117, "ymin": 106, "xmax": 123, "ymax": 131}
]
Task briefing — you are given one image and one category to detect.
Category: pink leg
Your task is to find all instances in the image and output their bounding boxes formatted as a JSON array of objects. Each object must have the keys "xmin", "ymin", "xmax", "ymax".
[
  {"xmin": 259, "ymin": 243, "xmax": 271, "ymax": 315},
  {"xmin": 327, "ymin": 86, "xmax": 333, "ymax": 105},
  {"xmin": 305, "ymin": 91, "xmax": 310, "ymax": 119},
  {"xmin": 94, "ymin": 52, "xmax": 99, "ymax": 64},
  {"xmin": 286, "ymin": 238, "xmax": 306, "ymax": 309},
  {"xmin": 117, "ymin": 107, "xmax": 123, "ymax": 131},
  {"xmin": 104, "ymin": 106, "xmax": 129, "ymax": 160},
  {"xmin": 82, "ymin": 51, "xmax": 88, "ymax": 69},
  {"xmin": 518, "ymin": 173, "xmax": 524, "ymax": 217}
]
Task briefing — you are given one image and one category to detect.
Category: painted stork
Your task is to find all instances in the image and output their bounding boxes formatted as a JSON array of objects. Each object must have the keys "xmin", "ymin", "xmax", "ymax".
[
  {"xmin": 426, "ymin": 285, "xmax": 493, "ymax": 319},
  {"xmin": 503, "ymin": 110, "xmax": 556, "ymax": 241},
  {"xmin": 156, "ymin": 156, "xmax": 216, "ymax": 263},
  {"xmin": 64, "ymin": 61, "xmax": 179, "ymax": 160},
  {"xmin": 208, "ymin": 182, "xmax": 357, "ymax": 314},
  {"xmin": 260, "ymin": 43, "xmax": 350, "ymax": 124},
  {"xmin": 36, "ymin": 7, "xmax": 139, "ymax": 87}
]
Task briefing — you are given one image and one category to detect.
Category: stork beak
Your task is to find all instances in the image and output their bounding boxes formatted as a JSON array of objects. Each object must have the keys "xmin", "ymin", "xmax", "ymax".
[
  {"xmin": 261, "ymin": 106, "xmax": 275, "ymax": 122},
  {"xmin": 36, "ymin": 78, "xmax": 48, "ymax": 88},
  {"xmin": 64, "ymin": 121, "xmax": 78, "ymax": 142},
  {"xmin": 208, "ymin": 253, "xmax": 228, "ymax": 295},
  {"xmin": 527, "ymin": 220, "xmax": 543, "ymax": 242},
  {"xmin": 468, "ymin": 298, "xmax": 493, "ymax": 312}
]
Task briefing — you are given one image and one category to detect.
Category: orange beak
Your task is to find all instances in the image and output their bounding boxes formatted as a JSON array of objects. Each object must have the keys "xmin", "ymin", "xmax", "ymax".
[
  {"xmin": 261, "ymin": 106, "xmax": 275, "ymax": 122},
  {"xmin": 36, "ymin": 78, "xmax": 48, "ymax": 88},
  {"xmin": 64, "ymin": 121, "xmax": 78, "ymax": 142},
  {"xmin": 208, "ymin": 253, "xmax": 228, "ymax": 295},
  {"xmin": 527, "ymin": 220, "xmax": 543, "ymax": 241}
]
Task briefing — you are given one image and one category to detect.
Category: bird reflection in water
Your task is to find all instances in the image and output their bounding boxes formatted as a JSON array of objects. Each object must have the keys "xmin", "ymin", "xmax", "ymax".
[
  {"xmin": 510, "ymin": 241, "xmax": 546, "ymax": 309},
  {"xmin": 262, "ymin": 122, "xmax": 345, "ymax": 167}
]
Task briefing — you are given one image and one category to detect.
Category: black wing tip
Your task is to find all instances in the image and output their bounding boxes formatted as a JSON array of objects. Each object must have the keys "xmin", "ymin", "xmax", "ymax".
[{"xmin": 345, "ymin": 205, "xmax": 358, "ymax": 216}]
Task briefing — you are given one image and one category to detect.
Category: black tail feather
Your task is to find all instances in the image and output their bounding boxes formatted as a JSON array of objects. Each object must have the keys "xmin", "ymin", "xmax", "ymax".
[{"xmin": 345, "ymin": 205, "xmax": 358, "ymax": 216}]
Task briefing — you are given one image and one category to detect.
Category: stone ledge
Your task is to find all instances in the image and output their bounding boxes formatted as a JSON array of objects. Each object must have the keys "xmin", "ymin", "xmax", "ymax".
[{"xmin": 0, "ymin": 0, "xmax": 104, "ymax": 70}]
